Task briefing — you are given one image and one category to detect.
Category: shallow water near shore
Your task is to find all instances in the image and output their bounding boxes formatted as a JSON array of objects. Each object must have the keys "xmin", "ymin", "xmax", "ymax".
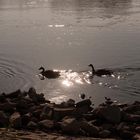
[{"xmin": 0, "ymin": 0, "xmax": 140, "ymax": 105}]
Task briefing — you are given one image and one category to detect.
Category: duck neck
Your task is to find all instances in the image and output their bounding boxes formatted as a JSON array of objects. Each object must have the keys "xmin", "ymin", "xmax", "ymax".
[
  {"xmin": 91, "ymin": 65, "xmax": 96, "ymax": 75},
  {"xmin": 40, "ymin": 67, "xmax": 45, "ymax": 74}
]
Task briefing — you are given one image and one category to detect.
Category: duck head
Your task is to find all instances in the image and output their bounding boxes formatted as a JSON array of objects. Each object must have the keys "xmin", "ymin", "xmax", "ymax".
[
  {"xmin": 39, "ymin": 66, "xmax": 45, "ymax": 72},
  {"xmin": 88, "ymin": 64, "xmax": 93, "ymax": 67}
]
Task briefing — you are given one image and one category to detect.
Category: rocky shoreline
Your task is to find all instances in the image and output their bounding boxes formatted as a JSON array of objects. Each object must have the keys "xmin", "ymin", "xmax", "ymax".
[{"xmin": 0, "ymin": 88, "xmax": 140, "ymax": 140}]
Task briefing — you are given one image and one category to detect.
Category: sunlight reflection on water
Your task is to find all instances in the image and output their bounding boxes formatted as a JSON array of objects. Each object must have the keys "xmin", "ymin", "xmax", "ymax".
[
  {"xmin": 38, "ymin": 68, "xmax": 124, "ymax": 90},
  {"xmin": 49, "ymin": 95, "xmax": 67, "ymax": 104}
]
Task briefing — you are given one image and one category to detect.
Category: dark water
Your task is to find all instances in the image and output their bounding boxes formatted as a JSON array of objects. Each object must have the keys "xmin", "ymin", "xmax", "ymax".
[{"xmin": 0, "ymin": 0, "xmax": 140, "ymax": 105}]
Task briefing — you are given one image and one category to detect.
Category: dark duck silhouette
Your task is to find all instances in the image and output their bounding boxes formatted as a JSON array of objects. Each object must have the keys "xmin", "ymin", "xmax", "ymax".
[
  {"xmin": 39, "ymin": 66, "xmax": 60, "ymax": 79},
  {"xmin": 88, "ymin": 64, "xmax": 113, "ymax": 77}
]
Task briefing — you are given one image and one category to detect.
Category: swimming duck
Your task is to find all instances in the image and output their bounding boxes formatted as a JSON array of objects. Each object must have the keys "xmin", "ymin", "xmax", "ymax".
[
  {"xmin": 39, "ymin": 66, "xmax": 60, "ymax": 79},
  {"xmin": 88, "ymin": 64, "xmax": 113, "ymax": 77}
]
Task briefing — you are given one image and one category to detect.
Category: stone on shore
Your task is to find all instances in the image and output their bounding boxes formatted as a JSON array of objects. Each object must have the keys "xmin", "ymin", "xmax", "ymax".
[
  {"xmin": 9, "ymin": 112, "xmax": 22, "ymax": 129},
  {"xmin": 53, "ymin": 107, "xmax": 75, "ymax": 120},
  {"xmin": 27, "ymin": 121, "xmax": 38, "ymax": 130},
  {"xmin": 0, "ymin": 88, "xmax": 139, "ymax": 140},
  {"xmin": 38, "ymin": 119, "xmax": 54, "ymax": 130},
  {"xmin": 122, "ymin": 112, "xmax": 140, "ymax": 122},
  {"xmin": 80, "ymin": 120, "xmax": 100, "ymax": 136},
  {"xmin": 76, "ymin": 99, "xmax": 92, "ymax": 107},
  {"xmin": 0, "ymin": 111, "xmax": 9, "ymax": 127},
  {"xmin": 60, "ymin": 117, "xmax": 80, "ymax": 135},
  {"xmin": 96, "ymin": 105, "xmax": 121, "ymax": 123}
]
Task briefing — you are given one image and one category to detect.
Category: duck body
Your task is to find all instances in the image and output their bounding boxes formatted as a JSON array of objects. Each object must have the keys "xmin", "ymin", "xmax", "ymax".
[
  {"xmin": 88, "ymin": 64, "xmax": 113, "ymax": 77},
  {"xmin": 39, "ymin": 66, "xmax": 60, "ymax": 79}
]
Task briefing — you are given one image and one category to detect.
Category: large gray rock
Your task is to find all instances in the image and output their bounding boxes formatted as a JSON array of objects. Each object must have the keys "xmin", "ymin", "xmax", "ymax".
[
  {"xmin": 96, "ymin": 105, "xmax": 121, "ymax": 123},
  {"xmin": 76, "ymin": 99, "xmax": 92, "ymax": 107},
  {"xmin": 80, "ymin": 121, "xmax": 100, "ymax": 136},
  {"xmin": 40, "ymin": 104, "xmax": 53, "ymax": 120},
  {"xmin": 21, "ymin": 113, "xmax": 31, "ymax": 126},
  {"xmin": 9, "ymin": 112, "xmax": 22, "ymax": 129},
  {"xmin": 74, "ymin": 105, "xmax": 92, "ymax": 116},
  {"xmin": 53, "ymin": 107, "xmax": 75, "ymax": 120}
]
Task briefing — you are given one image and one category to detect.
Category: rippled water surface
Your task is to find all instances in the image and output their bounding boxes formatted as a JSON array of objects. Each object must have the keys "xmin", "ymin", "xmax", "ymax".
[{"xmin": 0, "ymin": 0, "xmax": 140, "ymax": 105}]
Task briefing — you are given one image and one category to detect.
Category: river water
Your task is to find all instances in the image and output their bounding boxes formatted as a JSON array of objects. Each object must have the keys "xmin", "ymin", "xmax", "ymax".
[{"xmin": 0, "ymin": 0, "xmax": 140, "ymax": 105}]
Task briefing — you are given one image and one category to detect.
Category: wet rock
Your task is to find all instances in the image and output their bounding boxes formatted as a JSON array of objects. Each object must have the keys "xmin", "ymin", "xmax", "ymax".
[
  {"xmin": 96, "ymin": 105, "xmax": 121, "ymax": 123},
  {"xmin": 0, "ymin": 111, "xmax": 9, "ymax": 127},
  {"xmin": 60, "ymin": 117, "xmax": 80, "ymax": 135},
  {"xmin": 76, "ymin": 99, "xmax": 91, "ymax": 107},
  {"xmin": 74, "ymin": 99, "xmax": 93, "ymax": 116},
  {"xmin": 99, "ymin": 130, "xmax": 111, "ymax": 138},
  {"xmin": 75, "ymin": 106, "xmax": 93, "ymax": 116},
  {"xmin": 38, "ymin": 119, "xmax": 54, "ymax": 130},
  {"xmin": 53, "ymin": 107, "xmax": 75, "ymax": 120},
  {"xmin": 27, "ymin": 121, "xmax": 37, "ymax": 130},
  {"xmin": 9, "ymin": 112, "xmax": 22, "ymax": 129}
]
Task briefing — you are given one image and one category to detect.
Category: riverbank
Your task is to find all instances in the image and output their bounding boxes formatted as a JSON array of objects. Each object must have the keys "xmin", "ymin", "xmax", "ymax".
[{"xmin": 0, "ymin": 88, "xmax": 140, "ymax": 140}]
